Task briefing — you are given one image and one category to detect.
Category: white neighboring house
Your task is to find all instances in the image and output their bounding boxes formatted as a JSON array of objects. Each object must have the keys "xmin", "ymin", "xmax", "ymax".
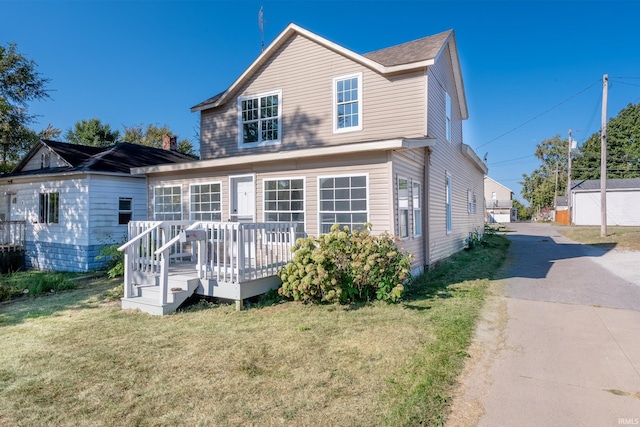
[
  {"xmin": 571, "ymin": 178, "xmax": 640, "ymax": 226},
  {"xmin": 484, "ymin": 176, "xmax": 516, "ymax": 223},
  {"xmin": 0, "ymin": 139, "xmax": 194, "ymax": 271}
]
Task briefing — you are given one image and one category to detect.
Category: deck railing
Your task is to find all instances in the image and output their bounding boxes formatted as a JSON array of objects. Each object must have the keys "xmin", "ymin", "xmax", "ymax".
[
  {"xmin": 119, "ymin": 221, "xmax": 295, "ymax": 306},
  {"xmin": 0, "ymin": 221, "xmax": 26, "ymax": 250}
]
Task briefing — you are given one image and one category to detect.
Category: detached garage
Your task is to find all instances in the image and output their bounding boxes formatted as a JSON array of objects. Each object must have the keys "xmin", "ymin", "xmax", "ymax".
[{"xmin": 571, "ymin": 178, "xmax": 640, "ymax": 226}]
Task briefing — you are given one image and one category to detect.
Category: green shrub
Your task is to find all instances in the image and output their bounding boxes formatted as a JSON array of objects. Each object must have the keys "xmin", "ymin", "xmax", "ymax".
[
  {"xmin": 278, "ymin": 224, "xmax": 411, "ymax": 304},
  {"xmin": 96, "ymin": 236, "xmax": 126, "ymax": 278}
]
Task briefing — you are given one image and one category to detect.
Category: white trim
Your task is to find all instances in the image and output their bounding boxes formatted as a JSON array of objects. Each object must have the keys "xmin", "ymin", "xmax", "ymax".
[
  {"xmin": 237, "ymin": 89, "xmax": 282, "ymax": 148},
  {"xmin": 262, "ymin": 176, "xmax": 307, "ymax": 238},
  {"xmin": 317, "ymin": 173, "xmax": 369, "ymax": 234},
  {"xmin": 153, "ymin": 185, "xmax": 183, "ymax": 221},
  {"xmin": 229, "ymin": 174, "xmax": 256, "ymax": 222},
  {"xmin": 397, "ymin": 176, "xmax": 409, "ymax": 239},
  {"xmin": 131, "ymin": 138, "xmax": 435, "ymax": 175},
  {"xmin": 333, "ymin": 72, "xmax": 363, "ymax": 134},
  {"xmin": 118, "ymin": 196, "xmax": 133, "ymax": 225},
  {"xmin": 445, "ymin": 172, "xmax": 452, "ymax": 235},
  {"xmin": 189, "ymin": 181, "xmax": 223, "ymax": 221},
  {"xmin": 412, "ymin": 180, "xmax": 423, "ymax": 237}
]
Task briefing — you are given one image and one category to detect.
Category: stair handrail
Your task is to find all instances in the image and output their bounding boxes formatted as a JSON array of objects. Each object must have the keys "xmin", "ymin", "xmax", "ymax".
[
  {"xmin": 154, "ymin": 221, "xmax": 202, "ymax": 256},
  {"xmin": 117, "ymin": 221, "xmax": 163, "ymax": 252}
]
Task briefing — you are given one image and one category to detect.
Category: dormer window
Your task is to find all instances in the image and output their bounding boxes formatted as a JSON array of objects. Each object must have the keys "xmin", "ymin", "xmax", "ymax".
[
  {"xmin": 333, "ymin": 72, "xmax": 362, "ymax": 133},
  {"xmin": 238, "ymin": 90, "xmax": 282, "ymax": 148}
]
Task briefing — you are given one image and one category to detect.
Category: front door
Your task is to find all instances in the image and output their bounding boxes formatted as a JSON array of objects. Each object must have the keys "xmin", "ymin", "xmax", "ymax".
[{"xmin": 230, "ymin": 175, "xmax": 255, "ymax": 222}]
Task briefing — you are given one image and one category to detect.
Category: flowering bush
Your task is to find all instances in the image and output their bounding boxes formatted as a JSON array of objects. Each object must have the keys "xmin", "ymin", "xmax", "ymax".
[{"xmin": 278, "ymin": 224, "xmax": 411, "ymax": 304}]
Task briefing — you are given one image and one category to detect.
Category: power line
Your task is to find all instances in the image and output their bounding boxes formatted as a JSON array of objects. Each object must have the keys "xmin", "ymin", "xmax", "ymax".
[{"xmin": 475, "ymin": 79, "xmax": 601, "ymax": 149}]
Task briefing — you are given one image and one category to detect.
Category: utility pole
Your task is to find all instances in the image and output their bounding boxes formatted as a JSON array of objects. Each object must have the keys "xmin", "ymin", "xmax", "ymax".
[
  {"xmin": 554, "ymin": 162, "xmax": 559, "ymax": 211},
  {"xmin": 567, "ymin": 129, "xmax": 573, "ymax": 225},
  {"xmin": 600, "ymin": 74, "xmax": 608, "ymax": 237}
]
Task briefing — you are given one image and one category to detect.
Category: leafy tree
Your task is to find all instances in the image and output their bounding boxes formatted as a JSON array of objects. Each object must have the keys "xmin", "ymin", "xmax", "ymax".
[
  {"xmin": 520, "ymin": 135, "xmax": 568, "ymax": 211},
  {"xmin": 64, "ymin": 118, "xmax": 120, "ymax": 147},
  {"xmin": 512, "ymin": 199, "xmax": 532, "ymax": 221},
  {"xmin": 572, "ymin": 102, "xmax": 640, "ymax": 180},
  {"xmin": 38, "ymin": 123, "xmax": 61, "ymax": 140},
  {"xmin": 0, "ymin": 42, "xmax": 50, "ymax": 171},
  {"xmin": 122, "ymin": 123, "xmax": 197, "ymax": 156}
]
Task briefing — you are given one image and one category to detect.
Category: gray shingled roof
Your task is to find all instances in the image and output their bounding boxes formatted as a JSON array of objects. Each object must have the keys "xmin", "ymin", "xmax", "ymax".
[
  {"xmin": 572, "ymin": 178, "xmax": 640, "ymax": 191},
  {"xmin": 362, "ymin": 30, "xmax": 453, "ymax": 66},
  {"xmin": 5, "ymin": 140, "xmax": 195, "ymax": 178}
]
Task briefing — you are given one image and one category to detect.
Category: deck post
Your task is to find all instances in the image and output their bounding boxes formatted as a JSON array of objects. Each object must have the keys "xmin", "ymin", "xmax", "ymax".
[
  {"xmin": 236, "ymin": 299, "xmax": 243, "ymax": 311},
  {"xmin": 123, "ymin": 250, "xmax": 132, "ymax": 299},
  {"xmin": 159, "ymin": 253, "xmax": 168, "ymax": 306}
]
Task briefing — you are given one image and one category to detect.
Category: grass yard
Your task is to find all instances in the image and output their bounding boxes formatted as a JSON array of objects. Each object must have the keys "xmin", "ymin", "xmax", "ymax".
[
  {"xmin": 558, "ymin": 226, "xmax": 640, "ymax": 251},
  {"xmin": 0, "ymin": 233, "xmax": 509, "ymax": 427}
]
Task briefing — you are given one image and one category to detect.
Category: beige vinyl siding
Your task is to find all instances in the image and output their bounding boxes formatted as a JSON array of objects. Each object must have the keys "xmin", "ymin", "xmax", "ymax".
[
  {"xmin": 145, "ymin": 151, "xmax": 393, "ymax": 238},
  {"xmin": 200, "ymin": 34, "xmax": 427, "ymax": 160},
  {"xmin": 426, "ymin": 45, "xmax": 485, "ymax": 264},
  {"xmin": 392, "ymin": 149, "xmax": 426, "ymax": 269}
]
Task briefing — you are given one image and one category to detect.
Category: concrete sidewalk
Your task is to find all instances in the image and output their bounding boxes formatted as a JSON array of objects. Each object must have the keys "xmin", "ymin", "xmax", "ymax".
[{"xmin": 447, "ymin": 223, "xmax": 640, "ymax": 427}]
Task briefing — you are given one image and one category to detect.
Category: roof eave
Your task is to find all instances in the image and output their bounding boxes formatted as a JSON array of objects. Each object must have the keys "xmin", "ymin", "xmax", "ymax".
[{"xmin": 131, "ymin": 138, "xmax": 435, "ymax": 175}]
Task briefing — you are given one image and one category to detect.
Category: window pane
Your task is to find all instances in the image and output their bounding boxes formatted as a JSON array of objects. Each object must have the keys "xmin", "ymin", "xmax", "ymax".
[
  {"xmin": 320, "ymin": 178, "xmax": 334, "ymax": 189},
  {"xmin": 335, "ymin": 200, "xmax": 350, "ymax": 211},
  {"xmin": 119, "ymin": 198, "xmax": 132, "ymax": 211},
  {"xmin": 335, "ymin": 177, "xmax": 349, "ymax": 188},
  {"xmin": 351, "ymin": 176, "xmax": 366, "ymax": 187}
]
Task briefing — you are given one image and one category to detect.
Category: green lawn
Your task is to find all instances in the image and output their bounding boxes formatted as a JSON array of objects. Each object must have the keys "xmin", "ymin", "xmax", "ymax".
[
  {"xmin": 0, "ymin": 233, "xmax": 509, "ymax": 427},
  {"xmin": 559, "ymin": 226, "xmax": 640, "ymax": 251}
]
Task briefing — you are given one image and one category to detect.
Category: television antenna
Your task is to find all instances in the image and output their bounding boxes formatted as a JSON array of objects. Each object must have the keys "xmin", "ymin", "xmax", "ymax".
[{"xmin": 258, "ymin": 6, "xmax": 266, "ymax": 52}]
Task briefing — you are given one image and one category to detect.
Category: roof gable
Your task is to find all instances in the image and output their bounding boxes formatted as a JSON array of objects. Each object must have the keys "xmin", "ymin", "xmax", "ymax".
[
  {"xmin": 7, "ymin": 140, "xmax": 194, "ymax": 178},
  {"xmin": 191, "ymin": 24, "xmax": 466, "ymax": 118}
]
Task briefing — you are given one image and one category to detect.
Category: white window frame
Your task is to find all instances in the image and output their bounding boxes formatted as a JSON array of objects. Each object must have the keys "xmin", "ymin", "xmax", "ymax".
[
  {"xmin": 153, "ymin": 185, "xmax": 182, "ymax": 220},
  {"xmin": 263, "ymin": 176, "xmax": 306, "ymax": 240},
  {"xmin": 413, "ymin": 181, "xmax": 422, "ymax": 237},
  {"xmin": 237, "ymin": 89, "xmax": 282, "ymax": 148},
  {"xmin": 446, "ymin": 173, "xmax": 452, "ymax": 234},
  {"xmin": 333, "ymin": 72, "xmax": 363, "ymax": 133},
  {"xmin": 39, "ymin": 192, "xmax": 59, "ymax": 224},
  {"xmin": 445, "ymin": 91, "xmax": 452, "ymax": 142},
  {"xmin": 189, "ymin": 182, "xmax": 222, "ymax": 221},
  {"xmin": 118, "ymin": 197, "xmax": 133, "ymax": 225},
  {"xmin": 397, "ymin": 176, "xmax": 409, "ymax": 239},
  {"xmin": 318, "ymin": 174, "xmax": 369, "ymax": 234},
  {"xmin": 467, "ymin": 189, "xmax": 473, "ymax": 214}
]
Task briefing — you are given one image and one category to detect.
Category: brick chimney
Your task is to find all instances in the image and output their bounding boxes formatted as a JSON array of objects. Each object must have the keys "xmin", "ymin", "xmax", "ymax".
[{"xmin": 162, "ymin": 134, "xmax": 178, "ymax": 151}]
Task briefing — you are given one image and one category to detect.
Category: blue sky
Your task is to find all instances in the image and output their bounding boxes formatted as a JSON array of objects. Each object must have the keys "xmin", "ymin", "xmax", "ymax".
[{"xmin": 3, "ymin": 0, "xmax": 640, "ymax": 202}]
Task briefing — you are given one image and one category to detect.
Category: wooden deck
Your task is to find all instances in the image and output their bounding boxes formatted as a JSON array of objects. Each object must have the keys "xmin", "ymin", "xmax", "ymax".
[
  {"xmin": 0, "ymin": 221, "xmax": 25, "ymax": 273},
  {"xmin": 118, "ymin": 221, "xmax": 295, "ymax": 315}
]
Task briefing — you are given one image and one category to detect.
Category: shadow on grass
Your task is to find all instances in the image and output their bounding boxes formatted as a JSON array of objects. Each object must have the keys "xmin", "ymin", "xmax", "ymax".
[{"xmin": 0, "ymin": 277, "xmax": 121, "ymax": 327}]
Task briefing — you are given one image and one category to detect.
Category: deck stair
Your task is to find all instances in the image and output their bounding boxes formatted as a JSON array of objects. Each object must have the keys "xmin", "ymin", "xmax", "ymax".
[{"xmin": 121, "ymin": 273, "xmax": 200, "ymax": 316}]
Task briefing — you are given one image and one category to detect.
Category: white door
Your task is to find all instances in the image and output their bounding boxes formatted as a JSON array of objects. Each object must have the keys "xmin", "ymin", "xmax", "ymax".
[{"xmin": 231, "ymin": 176, "xmax": 255, "ymax": 222}]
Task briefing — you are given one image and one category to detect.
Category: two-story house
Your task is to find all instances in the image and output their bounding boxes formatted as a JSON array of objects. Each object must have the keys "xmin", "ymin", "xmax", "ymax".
[
  {"xmin": 121, "ymin": 23, "xmax": 487, "ymax": 314},
  {"xmin": 484, "ymin": 176, "xmax": 516, "ymax": 223}
]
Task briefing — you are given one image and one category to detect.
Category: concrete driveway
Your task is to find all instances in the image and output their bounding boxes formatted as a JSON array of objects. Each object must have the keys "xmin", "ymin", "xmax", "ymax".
[{"xmin": 447, "ymin": 222, "xmax": 640, "ymax": 427}]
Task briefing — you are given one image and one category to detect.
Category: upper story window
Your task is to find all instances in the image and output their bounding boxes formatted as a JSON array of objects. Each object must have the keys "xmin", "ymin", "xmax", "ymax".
[
  {"xmin": 333, "ymin": 72, "xmax": 362, "ymax": 133},
  {"xmin": 445, "ymin": 91, "xmax": 452, "ymax": 142},
  {"xmin": 238, "ymin": 90, "xmax": 282, "ymax": 148}
]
